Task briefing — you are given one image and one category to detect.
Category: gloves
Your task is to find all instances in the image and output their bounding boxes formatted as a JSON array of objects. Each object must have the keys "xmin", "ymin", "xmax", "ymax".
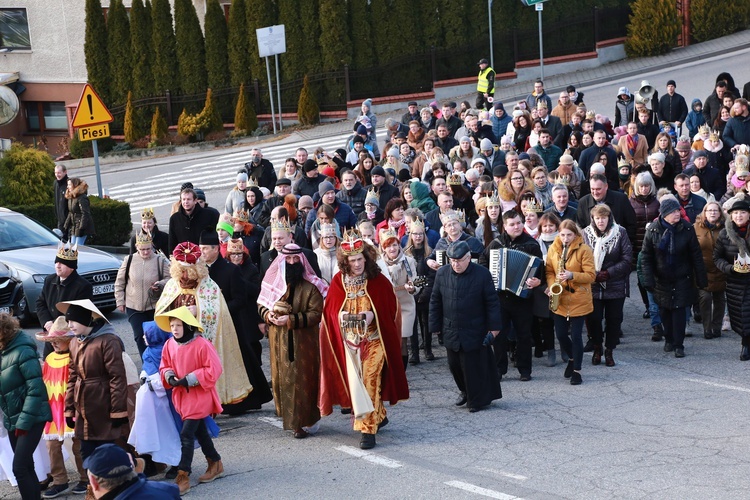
[
  {"xmin": 483, "ymin": 332, "xmax": 495, "ymax": 347},
  {"xmin": 65, "ymin": 417, "xmax": 76, "ymax": 430},
  {"xmin": 172, "ymin": 377, "xmax": 189, "ymax": 388},
  {"xmin": 111, "ymin": 417, "xmax": 129, "ymax": 428},
  {"xmin": 166, "ymin": 375, "xmax": 179, "ymax": 387},
  {"xmin": 14, "ymin": 428, "xmax": 26, "ymax": 437},
  {"xmin": 595, "ymin": 270, "xmax": 610, "ymax": 282}
]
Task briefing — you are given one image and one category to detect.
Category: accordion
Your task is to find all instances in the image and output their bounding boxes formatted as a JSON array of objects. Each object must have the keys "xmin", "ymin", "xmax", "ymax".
[
  {"xmin": 435, "ymin": 250, "xmax": 446, "ymax": 266},
  {"xmin": 488, "ymin": 248, "xmax": 542, "ymax": 298}
]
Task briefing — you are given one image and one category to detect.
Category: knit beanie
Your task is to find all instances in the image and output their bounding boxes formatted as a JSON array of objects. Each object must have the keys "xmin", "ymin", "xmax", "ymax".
[
  {"xmin": 318, "ymin": 181, "xmax": 335, "ymax": 198},
  {"xmin": 659, "ymin": 197, "xmax": 680, "ymax": 218}
]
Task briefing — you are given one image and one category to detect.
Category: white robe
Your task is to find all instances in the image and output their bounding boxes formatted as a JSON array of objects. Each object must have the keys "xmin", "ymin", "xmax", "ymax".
[{"xmin": 127, "ymin": 373, "xmax": 181, "ymax": 466}]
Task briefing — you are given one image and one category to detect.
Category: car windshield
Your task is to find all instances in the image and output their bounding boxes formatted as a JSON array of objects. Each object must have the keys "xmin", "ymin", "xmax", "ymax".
[{"xmin": 0, "ymin": 214, "xmax": 60, "ymax": 250}]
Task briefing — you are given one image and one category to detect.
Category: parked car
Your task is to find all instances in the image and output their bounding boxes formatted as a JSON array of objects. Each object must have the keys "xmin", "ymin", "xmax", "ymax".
[
  {"xmin": 0, "ymin": 208, "xmax": 122, "ymax": 325},
  {"xmin": 0, "ymin": 261, "xmax": 26, "ymax": 323}
]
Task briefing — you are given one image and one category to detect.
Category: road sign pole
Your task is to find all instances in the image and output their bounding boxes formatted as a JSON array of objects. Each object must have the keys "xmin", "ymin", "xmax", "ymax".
[
  {"xmin": 537, "ymin": 3, "xmax": 544, "ymax": 80},
  {"xmin": 92, "ymin": 139, "xmax": 103, "ymax": 198},
  {"xmin": 265, "ymin": 56, "xmax": 277, "ymax": 134},
  {"xmin": 488, "ymin": 0, "xmax": 494, "ymax": 69},
  {"xmin": 275, "ymin": 54, "xmax": 283, "ymax": 131}
]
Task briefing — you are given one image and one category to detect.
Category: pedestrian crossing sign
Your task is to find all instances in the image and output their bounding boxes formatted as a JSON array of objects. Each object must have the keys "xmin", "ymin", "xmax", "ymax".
[{"xmin": 71, "ymin": 84, "xmax": 113, "ymax": 128}]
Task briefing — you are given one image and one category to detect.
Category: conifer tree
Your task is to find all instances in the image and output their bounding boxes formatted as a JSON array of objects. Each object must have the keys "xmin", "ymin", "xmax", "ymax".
[
  {"xmin": 107, "ymin": 0, "xmax": 132, "ymax": 106},
  {"xmin": 276, "ymin": 0, "xmax": 306, "ymax": 82},
  {"xmin": 691, "ymin": 0, "xmax": 748, "ymax": 42},
  {"xmin": 419, "ymin": 0, "xmax": 443, "ymax": 49},
  {"xmin": 234, "ymin": 83, "xmax": 258, "ymax": 133},
  {"xmin": 151, "ymin": 0, "xmax": 179, "ymax": 94},
  {"xmin": 297, "ymin": 75, "xmax": 319, "ymax": 126},
  {"xmin": 319, "ymin": 0, "xmax": 352, "ymax": 72},
  {"xmin": 124, "ymin": 92, "xmax": 141, "ymax": 143},
  {"xmin": 150, "ymin": 107, "xmax": 168, "ymax": 143},
  {"xmin": 298, "ymin": 1, "xmax": 322, "ymax": 76},
  {"xmin": 174, "ymin": 0, "xmax": 207, "ymax": 98},
  {"xmin": 205, "ymin": 0, "xmax": 230, "ymax": 90},
  {"xmin": 84, "ymin": 0, "xmax": 110, "ymax": 104},
  {"xmin": 246, "ymin": 0, "xmax": 276, "ymax": 89},
  {"xmin": 348, "ymin": 0, "xmax": 376, "ymax": 70},
  {"xmin": 130, "ymin": 0, "xmax": 154, "ymax": 99},
  {"xmin": 370, "ymin": 0, "xmax": 401, "ymax": 65},
  {"xmin": 203, "ymin": 88, "xmax": 224, "ymax": 133},
  {"xmin": 228, "ymin": 0, "xmax": 252, "ymax": 87},
  {"xmin": 440, "ymin": 0, "xmax": 467, "ymax": 49},
  {"xmin": 625, "ymin": 0, "xmax": 681, "ymax": 57}
]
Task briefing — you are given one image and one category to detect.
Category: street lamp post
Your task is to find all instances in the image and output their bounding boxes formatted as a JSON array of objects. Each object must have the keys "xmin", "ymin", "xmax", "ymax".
[
  {"xmin": 488, "ymin": 0, "xmax": 494, "ymax": 69},
  {"xmin": 521, "ymin": 0, "xmax": 549, "ymax": 80}
]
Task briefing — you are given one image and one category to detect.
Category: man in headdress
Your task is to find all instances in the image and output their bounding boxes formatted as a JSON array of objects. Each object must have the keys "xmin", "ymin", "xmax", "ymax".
[
  {"xmin": 259, "ymin": 217, "xmax": 320, "ymax": 279},
  {"xmin": 258, "ymin": 244, "xmax": 328, "ymax": 438},
  {"xmin": 319, "ymin": 230, "xmax": 409, "ymax": 450},
  {"xmin": 37, "ymin": 243, "xmax": 93, "ymax": 357}
]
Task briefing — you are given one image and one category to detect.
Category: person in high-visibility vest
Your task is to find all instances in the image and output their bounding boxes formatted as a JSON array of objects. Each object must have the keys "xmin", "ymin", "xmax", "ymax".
[{"xmin": 476, "ymin": 58, "xmax": 496, "ymax": 111}]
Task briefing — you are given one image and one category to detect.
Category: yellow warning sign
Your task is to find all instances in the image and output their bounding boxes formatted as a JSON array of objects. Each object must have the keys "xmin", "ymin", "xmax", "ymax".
[
  {"xmin": 71, "ymin": 84, "xmax": 113, "ymax": 128},
  {"xmin": 78, "ymin": 123, "xmax": 110, "ymax": 141}
]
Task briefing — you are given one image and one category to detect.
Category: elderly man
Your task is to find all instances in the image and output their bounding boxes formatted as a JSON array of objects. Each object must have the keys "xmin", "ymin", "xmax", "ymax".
[
  {"xmin": 168, "ymin": 187, "xmax": 220, "ymax": 253},
  {"xmin": 260, "ymin": 218, "xmax": 320, "ymax": 278},
  {"xmin": 683, "ymin": 149, "xmax": 726, "ymax": 200},
  {"xmin": 84, "ymin": 443, "xmax": 179, "ymax": 499},
  {"xmin": 244, "ymin": 148, "xmax": 277, "ymax": 191},
  {"xmin": 544, "ymin": 184, "xmax": 577, "ymax": 222},
  {"xmin": 556, "ymin": 154, "xmax": 585, "ymax": 199},
  {"xmin": 426, "ymin": 211, "xmax": 484, "ymax": 271},
  {"xmin": 578, "ymin": 130, "xmax": 619, "ymax": 191},
  {"xmin": 337, "ymin": 169, "xmax": 367, "ymax": 216},
  {"xmin": 576, "ymin": 174, "xmax": 637, "ymax": 244},
  {"xmin": 552, "ymin": 91, "xmax": 576, "ymax": 125},
  {"xmin": 384, "ymin": 118, "xmax": 409, "ymax": 144},
  {"xmin": 430, "ymin": 240, "xmax": 502, "ymax": 412},
  {"xmin": 257, "ymin": 178, "xmax": 294, "ymax": 227},
  {"xmin": 401, "ymin": 101, "xmax": 420, "ymax": 125}
]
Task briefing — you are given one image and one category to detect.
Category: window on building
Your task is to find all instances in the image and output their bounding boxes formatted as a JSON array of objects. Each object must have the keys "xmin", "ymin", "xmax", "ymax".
[
  {"xmin": 26, "ymin": 102, "xmax": 67, "ymax": 132},
  {"xmin": 0, "ymin": 8, "xmax": 31, "ymax": 50}
]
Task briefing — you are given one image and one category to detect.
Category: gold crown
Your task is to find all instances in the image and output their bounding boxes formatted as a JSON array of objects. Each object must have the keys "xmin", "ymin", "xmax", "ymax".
[
  {"xmin": 447, "ymin": 173, "xmax": 463, "ymax": 186},
  {"xmin": 409, "ymin": 218, "xmax": 425, "ymax": 233},
  {"xmin": 699, "ymin": 124, "xmax": 710, "ymax": 136},
  {"xmin": 56, "ymin": 242, "xmax": 78, "ymax": 262},
  {"xmin": 524, "ymin": 198, "xmax": 543, "ymax": 213},
  {"xmin": 233, "ymin": 209, "xmax": 249, "ymax": 223},
  {"xmin": 558, "ymin": 174, "xmax": 571, "ymax": 187},
  {"xmin": 141, "ymin": 207, "xmax": 155, "ymax": 220},
  {"xmin": 270, "ymin": 217, "xmax": 292, "ymax": 233},
  {"xmin": 226, "ymin": 238, "xmax": 245, "ymax": 255},
  {"xmin": 378, "ymin": 228, "xmax": 399, "ymax": 246},
  {"xmin": 734, "ymin": 256, "xmax": 750, "ymax": 274},
  {"xmin": 440, "ymin": 210, "xmax": 460, "ymax": 224},
  {"xmin": 319, "ymin": 223, "xmax": 337, "ymax": 238},
  {"xmin": 456, "ymin": 208, "xmax": 465, "ymax": 224},
  {"xmin": 485, "ymin": 193, "xmax": 502, "ymax": 208},
  {"xmin": 736, "ymin": 154, "xmax": 750, "ymax": 178},
  {"xmin": 340, "ymin": 229, "xmax": 365, "ymax": 256},
  {"xmin": 247, "ymin": 177, "xmax": 258, "ymax": 188},
  {"xmin": 709, "ymin": 129, "xmax": 720, "ymax": 142},
  {"xmin": 135, "ymin": 231, "xmax": 152, "ymax": 246},
  {"xmin": 365, "ymin": 188, "xmax": 379, "ymax": 206}
]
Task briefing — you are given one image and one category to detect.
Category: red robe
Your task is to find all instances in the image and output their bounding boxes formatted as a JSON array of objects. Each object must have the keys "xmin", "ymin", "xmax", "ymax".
[{"xmin": 319, "ymin": 272, "xmax": 409, "ymax": 416}]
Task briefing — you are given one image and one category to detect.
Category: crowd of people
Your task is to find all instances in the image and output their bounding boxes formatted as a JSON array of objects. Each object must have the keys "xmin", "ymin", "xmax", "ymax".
[{"xmin": 1, "ymin": 68, "xmax": 750, "ymax": 499}]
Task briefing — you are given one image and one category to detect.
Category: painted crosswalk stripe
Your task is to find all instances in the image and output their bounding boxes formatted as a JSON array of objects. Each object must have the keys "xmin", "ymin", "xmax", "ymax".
[
  {"xmin": 258, "ymin": 416, "xmax": 284, "ymax": 429},
  {"xmin": 684, "ymin": 378, "xmax": 750, "ymax": 393},
  {"xmin": 444, "ymin": 480, "xmax": 525, "ymax": 499},
  {"xmin": 335, "ymin": 445, "xmax": 402, "ymax": 468}
]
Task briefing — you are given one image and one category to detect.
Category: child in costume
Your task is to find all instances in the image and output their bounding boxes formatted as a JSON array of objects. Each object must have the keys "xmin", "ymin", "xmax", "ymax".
[
  {"xmin": 36, "ymin": 316, "xmax": 88, "ymax": 498},
  {"xmin": 157, "ymin": 307, "xmax": 224, "ymax": 495}
]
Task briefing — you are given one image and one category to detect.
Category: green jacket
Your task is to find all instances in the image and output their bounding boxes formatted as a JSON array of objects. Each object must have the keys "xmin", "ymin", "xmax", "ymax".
[{"xmin": 0, "ymin": 332, "xmax": 51, "ymax": 432}]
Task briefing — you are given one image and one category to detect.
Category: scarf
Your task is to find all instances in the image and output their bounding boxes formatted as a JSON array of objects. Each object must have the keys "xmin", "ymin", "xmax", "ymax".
[
  {"xmin": 626, "ymin": 134, "xmax": 638, "ymax": 156},
  {"xmin": 524, "ymin": 223, "xmax": 539, "ymax": 239},
  {"xmin": 539, "ymin": 231, "xmax": 558, "ymax": 262},
  {"xmin": 400, "ymin": 150, "xmax": 415, "ymax": 165},
  {"xmin": 658, "ymin": 217, "xmax": 678, "ymax": 266},
  {"xmin": 584, "ymin": 222, "xmax": 621, "ymax": 272},
  {"xmin": 389, "ymin": 217, "xmax": 407, "ymax": 229}
]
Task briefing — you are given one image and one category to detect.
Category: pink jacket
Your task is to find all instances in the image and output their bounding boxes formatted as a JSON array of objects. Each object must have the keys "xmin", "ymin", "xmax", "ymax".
[{"xmin": 160, "ymin": 336, "xmax": 223, "ymax": 420}]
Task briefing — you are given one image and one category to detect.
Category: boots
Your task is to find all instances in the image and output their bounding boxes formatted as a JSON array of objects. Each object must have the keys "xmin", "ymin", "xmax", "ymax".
[
  {"xmin": 651, "ymin": 324, "xmax": 664, "ymax": 342},
  {"xmin": 592, "ymin": 345, "xmax": 602, "ymax": 365},
  {"xmin": 199, "ymin": 458, "xmax": 225, "ymax": 483},
  {"xmin": 175, "ymin": 470, "xmax": 191, "ymax": 495},
  {"xmin": 604, "ymin": 348, "xmax": 615, "ymax": 367}
]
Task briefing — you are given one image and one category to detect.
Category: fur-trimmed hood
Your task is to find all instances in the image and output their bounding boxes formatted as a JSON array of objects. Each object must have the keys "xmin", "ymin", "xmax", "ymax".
[{"xmin": 65, "ymin": 180, "xmax": 89, "ymax": 199}]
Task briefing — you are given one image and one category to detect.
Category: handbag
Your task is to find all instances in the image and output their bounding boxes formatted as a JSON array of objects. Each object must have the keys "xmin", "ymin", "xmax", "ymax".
[{"xmin": 147, "ymin": 256, "xmax": 166, "ymax": 302}]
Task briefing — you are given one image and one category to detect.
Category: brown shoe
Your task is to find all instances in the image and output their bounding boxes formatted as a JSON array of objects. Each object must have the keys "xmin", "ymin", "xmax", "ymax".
[
  {"xmin": 175, "ymin": 470, "xmax": 191, "ymax": 495},
  {"xmin": 134, "ymin": 457, "xmax": 146, "ymax": 474},
  {"xmin": 198, "ymin": 459, "xmax": 224, "ymax": 483}
]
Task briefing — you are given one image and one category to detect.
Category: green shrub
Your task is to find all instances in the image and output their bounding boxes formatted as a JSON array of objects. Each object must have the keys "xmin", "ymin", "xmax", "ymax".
[
  {"xmin": 69, "ymin": 136, "xmax": 117, "ymax": 159},
  {"xmin": 297, "ymin": 75, "xmax": 320, "ymax": 125},
  {"xmin": 0, "ymin": 144, "xmax": 55, "ymax": 205},
  {"xmin": 691, "ymin": 0, "xmax": 748, "ymax": 42},
  {"xmin": 625, "ymin": 0, "xmax": 681, "ymax": 57}
]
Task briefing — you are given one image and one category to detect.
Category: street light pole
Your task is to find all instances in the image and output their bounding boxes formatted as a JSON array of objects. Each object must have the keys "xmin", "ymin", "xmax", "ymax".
[
  {"xmin": 488, "ymin": 0, "xmax": 494, "ymax": 68},
  {"xmin": 537, "ymin": 3, "xmax": 544, "ymax": 80}
]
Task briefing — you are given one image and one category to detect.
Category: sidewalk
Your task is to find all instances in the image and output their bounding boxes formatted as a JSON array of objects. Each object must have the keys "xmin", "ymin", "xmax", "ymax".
[{"xmin": 293, "ymin": 29, "xmax": 750, "ymax": 141}]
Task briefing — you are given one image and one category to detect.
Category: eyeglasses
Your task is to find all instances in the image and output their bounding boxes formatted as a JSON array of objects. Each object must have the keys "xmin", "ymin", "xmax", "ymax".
[{"xmin": 511, "ymin": 177, "xmax": 524, "ymax": 181}]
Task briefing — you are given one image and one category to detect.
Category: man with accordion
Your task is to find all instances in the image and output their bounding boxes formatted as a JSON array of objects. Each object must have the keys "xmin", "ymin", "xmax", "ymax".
[{"xmin": 480, "ymin": 208, "xmax": 544, "ymax": 382}]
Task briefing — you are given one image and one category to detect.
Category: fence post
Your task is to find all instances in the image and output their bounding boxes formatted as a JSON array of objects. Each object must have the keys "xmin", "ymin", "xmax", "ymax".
[
  {"xmin": 165, "ymin": 90, "xmax": 173, "ymax": 125},
  {"xmin": 430, "ymin": 46, "xmax": 437, "ymax": 88},
  {"xmin": 512, "ymin": 29, "xmax": 518, "ymax": 65},
  {"xmin": 253, "ymin": 78, "xmax": 261, "ymax": 111},
  {"xmin": 344, "ymin": 64, "xmax": 350, "ymax": 104},
  {"xmin": 593, "ymin": 6, "xmax": 599, "ymax": 46}
]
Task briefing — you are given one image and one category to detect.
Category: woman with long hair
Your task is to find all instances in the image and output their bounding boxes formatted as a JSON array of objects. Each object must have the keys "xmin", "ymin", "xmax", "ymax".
[
  {"xmin": 476, "ymin": 195, "xmax": 502, "ymax": 248},
  {"xmin": 513, "ymin": 111, "xmax": 532, "ymax": 152},
  {"xmin": 651, "ymin": 132, "xmax": 682, "ymax": 175},
  {"xmin": 545, "ymin": 219, "xmax": 595, "ymax": 385},
  {"xmin": 713, "ymin": 105, "xmax": 731, "ymax": 136},
  {"xmin": 244, "ymin": 185, "xmax": 266, "ymax": 223},
  {"xmin": 282, "ymin": 157, "xmax": 302, "ymax": 182},
  {"xmin": 534, "ymin": 212, "xmax": 562, "ymax": 366},
  {"xmin": 582, "ymin": 204, "xmax": 632, "ymax": 367},
  {"xmin": 694, "ymin": 202, "xmax": 726, "ymax": 339},
  {"xmin": 404, "ymin": 217, "xmax": 434, "ymax": 362},
  {"xmin": 498, "ymin": 170, "xmax": 534, "ymax": 213},
  {"xmin": 375, "ymin": 199, "xmax": 408, "ymax": 244},
  {"xmin": 356, "ymin": 153, "xmax": 376, "ymax": 187},
  {"xmin": 449, "ymin": 136, "xmax": 479, "ymax": 164},
  {"xmin": 567, "ymin": 131, "xmax": 585, "ymax": 161},
  {"xmin": 64, "ymin": 177, "xmax": 95, "ymax": 246}
]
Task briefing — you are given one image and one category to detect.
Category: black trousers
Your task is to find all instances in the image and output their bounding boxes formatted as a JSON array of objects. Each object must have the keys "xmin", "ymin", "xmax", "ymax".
[
  {"xmin": 179, "ymin": 419, "xmax": 221, "ymax": 474},
  {"xmin": 495, "ymin": 297, "xmax": 534, "ymax": 376},
  {"xmin": 661, "ymin": 306, "xmax": 687, "ymax": 349},
  {"xmin": 127, "ymin": 308, "xmax": 155, "ymax": 358},
  {"xmin": 8, "ymin": 422, "xmax": 44, "ymax": 500},
  {"xmin": 447, "ymin": 346, "xmax": 501, "ymax": 409},
  {"xmin": 532, "ymin": 316, "xmax": 555, "ymax": 351},
  {"xmin": 589, "ymin": 298, "xmax": 625, "ymax": 349}
]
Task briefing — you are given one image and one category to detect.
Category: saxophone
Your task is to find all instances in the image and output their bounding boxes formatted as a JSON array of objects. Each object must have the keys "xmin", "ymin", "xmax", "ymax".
[{"xmin": 549, "ymin": 244, "xmax": 568, "ymax": 312}]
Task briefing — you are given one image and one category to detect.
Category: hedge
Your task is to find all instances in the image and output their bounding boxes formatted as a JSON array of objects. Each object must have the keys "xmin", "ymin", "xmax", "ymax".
[{"xmin": 8, "ymin": 197, "xmax": 132, "ymax": 247}]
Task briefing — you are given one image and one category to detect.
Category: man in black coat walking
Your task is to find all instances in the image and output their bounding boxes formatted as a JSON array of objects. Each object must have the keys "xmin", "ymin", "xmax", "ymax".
[
  {"xmin": 430, "ymin": 241, "xmax": 502, "ymax": 412},
  {"xmin": 576, "ymin": 174, "xmax": 637, "ymax": 245},
  {"xmin": 53, "ymin": 165, "xmax": 69, "ymax": 239},
  {"xmin": 168, "ymin": 188, "xmax": 220, "ymax": 254}
]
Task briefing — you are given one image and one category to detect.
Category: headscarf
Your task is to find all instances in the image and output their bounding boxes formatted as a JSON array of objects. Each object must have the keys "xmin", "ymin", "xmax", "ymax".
[
  {"xmin": 258, "ymin": 244, "xmax": 329, "ymax": 310},
  {"xmin": 409, "ymin": 180, "xmax": 438, "ymax": 213}
]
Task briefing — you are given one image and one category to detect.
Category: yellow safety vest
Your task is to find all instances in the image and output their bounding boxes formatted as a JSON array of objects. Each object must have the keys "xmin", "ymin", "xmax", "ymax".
[{"xmin": 477, "ymin": 67, "xmax": 494, "ymax": 94}]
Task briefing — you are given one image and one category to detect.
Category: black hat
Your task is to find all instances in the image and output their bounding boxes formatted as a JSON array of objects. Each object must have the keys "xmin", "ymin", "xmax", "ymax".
[
  {"xmin": 303, "ymin": 159, "xmax": 319, "ymax": 173},
  {"xmin": 194, "ymin": 188, "xmax": 206, "ymax": 201},
  {"xmin": 408, "ymin": 101, "xmax": 418, "ymax": 107},
  {"xmin": 566, "ymin": 85, "xmax": 576, "ymax": 93},
  {"xmin": 492, "ymin": 165, "xmax": 508, "ymax": 178},
  {"xmin": 352, "ymin": 135, "xmax": 365, "ymax": 145},
  {"xmin": 666, "ymin": 79, "xmax": 676, "ymax": 87},
  {"xmin": 478, "ymin": 58, "xmax": 489, "ymax": 65},
  {"xmin": 397, "ymin": 169, "xmax": 412, "ymax": 182},
  {"xmin": 334, "ymin": 148, "xmax": 347, "ymax": 158},
  {"xmin": 275, "ymin": 178, "xmax": 292, "ymax": 186},
  {"xmin": 493, "ymin": 101, "xmax": 505, "ymax": 111},
  {"xmin": 371, "ymin": 166, "xmax": 386, "ymax": 177},
  {"xmin": 199, "ymin": 230, "xmax": 220, "ymax": 246},
  {"xmin": 64, "ymin": 304, "xmax": 92, "ymax": 326},
  {"xmin": 180, "ymin": 182, "xmax": 194, "ymax": 191},
  {"xmin": 395, "ymin": 131, "xmax": 407, "ymax": 139},
  {"xmin": 728, "ymin": 199, "xmax": 750, "ymax": 213},
  {"xmin": 446, "ymin": 240, "xmax": 470, "ymax": 259},
  {"xmin": 693, "ymin": 149, "xmax": 708, "ymax": 158},
  {"xmin": 659, "ymin": 197, "xmax": 681, "ymax": 218}
]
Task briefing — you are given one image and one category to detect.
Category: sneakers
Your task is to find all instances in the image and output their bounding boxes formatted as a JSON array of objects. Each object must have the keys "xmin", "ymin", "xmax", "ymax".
[
  {"xmin": 42, "ymin": 483, "xmax": 69, "ymax": 499},
  {"xmin": 175, "ymin": 470, "xmax": 190, "ymax": 495},
  {"xmin": 570, "ymin": 371, "xmax": 582, "ymax": 385},
  {"xmin": 198, "ymin": 459, "xmax": 225, "ymax": 483},
  {"xmin": 71, "ymin": 481, "xmax": 88, "ymax": 494}
]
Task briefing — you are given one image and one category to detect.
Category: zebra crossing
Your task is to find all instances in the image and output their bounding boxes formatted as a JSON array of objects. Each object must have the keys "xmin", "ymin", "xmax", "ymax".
[{"xmin": 107, "ymin": 130, "xmax": 358, "ymax": 222}]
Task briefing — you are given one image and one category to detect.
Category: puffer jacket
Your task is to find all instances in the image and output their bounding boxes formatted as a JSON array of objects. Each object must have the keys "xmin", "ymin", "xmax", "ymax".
[
  {"xmin": 429, "ymin": 263, "xmax": 501, "ymax": 352},
  {"xmin": 694, "ymin": 214, "xmax": 726, "ymax": 293},
  {"xmin": 224, "ymin": 187, "xmax": 246, "ymax": 215},
  {"xmin": 713, "ymin": 221, "xmax": 750, "ymax": 336},
  {"xmin": 336, "ymin": 181, "xmax": 367, "ymax": 216},
  {"xmin": 582, "ymin": 225, "xmax": 633, "ymax": 300},
  {"xmin": 545, "ymin": 236, "xmax": 596, "ymax": 318},
  {"xmin": 629, "ymin": 193, "xmax": 660, "ymax": 255},
  {"xmin": 640, "ymin": 217, "xmax": 708, "ymax": 309},
  {"xmin": 64, "ymin": 181, "xmax": 95, "ymax": 237},
  {"xmin": 0, "ymin": 332, "xmax": 51, "ymax": 432},
  {"xmin": 114, "ymin": 252, "xmax": 171, "ymax": 312}
]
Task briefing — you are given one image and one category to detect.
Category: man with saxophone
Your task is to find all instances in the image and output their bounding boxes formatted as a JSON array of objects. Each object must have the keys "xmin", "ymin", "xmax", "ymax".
[{"xmin": 480, "ymin": 209, "xmax": 544, "ymax": 382}]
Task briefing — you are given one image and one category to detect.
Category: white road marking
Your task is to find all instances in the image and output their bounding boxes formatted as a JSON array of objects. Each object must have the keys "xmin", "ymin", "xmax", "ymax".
[
  {"xmin": 473, "ymin": 466, "xmax": 528, "ymax": 481},
  {"xmin": 444, "ymin": 480, "xmax": 524, "ymax": 499},
  {"xmin": 258, "ymin": 416, "xmax": 284, "ymax": 429},
  {"xmin": 335, "ymin": 445, "xmax": 402, "ymax": 468},
  {"xmin": 684, "ymin": 378, "xmax": 750, "ymax": 393}
]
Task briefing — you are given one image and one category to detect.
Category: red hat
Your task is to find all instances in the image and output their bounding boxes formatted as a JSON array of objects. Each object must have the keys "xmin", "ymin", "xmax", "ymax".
[{"xmin": 173, "ymin": 241, "xmax": 201, "ymax": 265}]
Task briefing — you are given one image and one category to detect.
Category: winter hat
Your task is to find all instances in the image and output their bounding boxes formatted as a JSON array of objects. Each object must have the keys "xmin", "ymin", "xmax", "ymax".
[
  {"xmin": 617, "ymin": 87, "xmax": 629, "ymax": 97},
  {"xmin": 675, "ymin": 137, "xmax": 691, "ymax": 152},
  {"xmin": 298, "ymin": 195, "xmax": 314, "ymax": 210},
  {"xmin": 659, "ymin": 197, "xmax": 681, "ymax": 218},
  {"xmin": 194, "ymin": 188, "xmax": 206, "ymax": 201},
  {"xmin": 460, "ymin": 136, "xmax": 471, "ymax": 144},
  {"xmin": 559, "ymin": 154, "xmax": 574, "ymax": 165},
  {"xmin": 352, "ymin": 135, "xmax": 365, "ymax": 145},
  {"xmin": 356, "ymin": 124, "xmax": 368, "ymax": 135},
  {"xmin": 318, "ymin": 181, "xmax": 335, "ymax": 198},
  {"xmin": 666, "ymin": 79, "xmax": 676, "ymax": 87},
  {"xmin": 512, "ymin": 110, "xmax": 523, "ymax": 118},
  {"xmin": 480, "ymin": 138, "xmax": 494, "ymax": 151},
  {"xmin": 493, "ymin": 101, "xmax": 505, "ymax": 111},
  {"xmin": 216, "ymin": 214, "xmax": 234, "ymax": 235},
  {"xmin": 362, "ymin": 98, "xmax": 372, "ymax": 110},
  {"xmin": 303, "ymin": 159, "xmax": 319, "ymax": 173},
  {"xmin": 387, "ymin": 147, "xmax": 400, "ymax": 158},
  {"xmin": 395, "ymin": 131, "xmax": 407, "ymax": 139},
  {"xmin": 492, "ymin": 165, "xmax": 508, "ymax": 178},
  {"xmin": 284, "ymin": 194, "xmax": 298, "ymax": 221},
  {"xmin": 199, "ymin": 230, "xmax": 220, "ymax": 246},
  {"xmin": 371, "ymin": 166, "xmax": 386, "ymax": 177},
  {"xmin": 259, "ymin": 187, "xmax": 271, "ymax": 197},
  {"xmin": 237, "ymin": 172, "xmax": 248, "ymax": 183},
  {"xmin": 275, "ymin": 178, "xmax": 291, "ymax": 186},
  {"xmin": 180, "ymin": 182, "xmax": 194, "ymax": 192},
  {"xmin": 693, "ymin": 150, "xmax": 708, "ymax": 158},
  {"xmin": 500, "ymin": 135, "xmax": 512, "ymax": 146}
]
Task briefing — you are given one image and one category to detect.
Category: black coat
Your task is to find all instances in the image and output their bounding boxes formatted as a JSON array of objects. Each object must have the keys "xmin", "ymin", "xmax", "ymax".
[
  {"xmin": 713, "ymin": 222, "xmax": 750, "ymax": 336},
  {"xmin": 640, "ymin": 218, "xmax": 707, "ymax": 309},
  {"xmin": 629, "ymin": 193, "xmax": 660, "ymax": 255},
  {"xmin": 480, "ymin": 232, "xmax": 543, "ymax": 306},
  {"xmin": 336, "ymin": 182, "xmax": 367, "ymax": 216},
  {"xmin": 256, "ymin": 195, "xmax": 286, "ymax": 228},
  {"xmin": 657, "ymin": 92, "xmax": 689, "ymax": 124},
  {"xmin": 36, "ymin": 271, "xmax": 93, "ymax": 326},
  {"xmin": 576, "ymin": 190, "xmax": 637, "ymax": 245},
  {"xmin": 245, "ymin": 159, "xmax": 277, "ymax": 191},
  {"xmin": 578, "ymin": 146, "xmax": 619, "ymax": 192},
  {"xmin": 429, "ymin": 263, "xmax": 501, "ymax": 352},
  {"xmin": 167, "ymin": 204, "xmax": 220, "ymax": 254},
  {"xmin": 54, "ymin": 175, "xmax": 69, "ymax": 233}
]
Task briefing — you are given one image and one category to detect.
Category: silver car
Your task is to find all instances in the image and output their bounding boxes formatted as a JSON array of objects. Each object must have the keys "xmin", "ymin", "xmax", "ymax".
[{"xmin": 0, "ymin": 208, "xmax": 122, "ymax": 325}]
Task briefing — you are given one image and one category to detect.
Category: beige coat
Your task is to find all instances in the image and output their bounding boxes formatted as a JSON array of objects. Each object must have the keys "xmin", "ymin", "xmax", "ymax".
[{"xmin": 114, "ymin": 252, "xmax": 170, "ymax": 311}]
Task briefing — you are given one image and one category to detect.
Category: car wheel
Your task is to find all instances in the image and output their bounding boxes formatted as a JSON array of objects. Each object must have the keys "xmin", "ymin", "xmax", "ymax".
[{"xmin": 16, "ymin": 294, "xmax": 31, "ymax": 327}]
